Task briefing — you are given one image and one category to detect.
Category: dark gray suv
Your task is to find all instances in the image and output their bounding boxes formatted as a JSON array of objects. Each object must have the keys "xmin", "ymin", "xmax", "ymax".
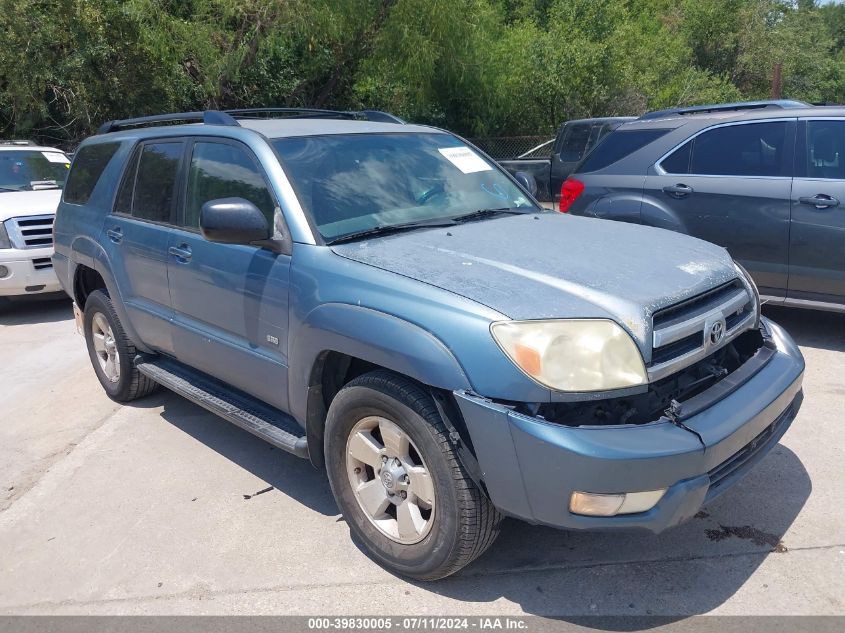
[{"xmin": 565, "ymin": 102, "xmax": 845, "ymax": 313}]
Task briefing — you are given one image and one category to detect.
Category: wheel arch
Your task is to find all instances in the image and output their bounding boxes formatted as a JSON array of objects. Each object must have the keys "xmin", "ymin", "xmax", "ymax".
[{"xmin": 289, "ymin": 304, "xmax": 473, "ymax": 468}]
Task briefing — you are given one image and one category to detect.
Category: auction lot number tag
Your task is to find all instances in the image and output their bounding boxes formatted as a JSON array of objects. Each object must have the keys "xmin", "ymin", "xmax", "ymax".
[{"xmin": 438, "ymin": 146, "xmax": 492, "ymax": 174}]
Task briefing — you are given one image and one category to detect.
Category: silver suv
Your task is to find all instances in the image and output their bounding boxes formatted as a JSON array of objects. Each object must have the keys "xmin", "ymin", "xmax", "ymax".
[{"xmin": 565, "ymin": 101, "xmax": 845, "ymax": 313}]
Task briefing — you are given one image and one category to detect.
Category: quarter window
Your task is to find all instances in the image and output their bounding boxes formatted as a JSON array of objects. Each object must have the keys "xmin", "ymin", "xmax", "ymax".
[
  {"xmin": 64, "ymin": 143, "xmax": 118, "ymax": 203},
  {"xmin": 660, "ymin": 141, "xmax": 692, "ymax": 174},
  {"xmin": 689, "ymin": 122, "xmax": 788, "ymax": 177},
  {"xmin": 184, "ymin": 142, "xmax": 276, "ymax": 229},
  {"xmin": 806, "ymin": 121, "xmax": 845, "ymax": 179},
  {"xmin": 132, "ymin": 142, "xmax": 184, "ymax": 223}
]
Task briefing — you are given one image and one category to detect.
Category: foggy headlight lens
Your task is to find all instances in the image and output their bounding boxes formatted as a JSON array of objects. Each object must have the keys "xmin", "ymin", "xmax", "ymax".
[{"xmin": 490, "ymin": 319, "xmax": 647, "ymax": 392}]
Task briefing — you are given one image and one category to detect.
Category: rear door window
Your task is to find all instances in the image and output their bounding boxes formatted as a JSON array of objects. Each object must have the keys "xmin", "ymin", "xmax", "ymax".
[
  {"xmin": 689, "ymin": 121, "xmax": 789, "ymax": 177},
  {"xmin": 805, "ymin": 120, "xmax": 845, "ymax": 179},
  {"xmin": 131, "ymin": 141, "xmax": 184, "ymax": 223},
  {"xmin": 559, "ymin": 124, "xmax": 591, "ymax": 162},
  {"xmin": 578, "ymin": 129, "xmax": 670, "ymax": 173},
  {"xmin": 63, "ymin": 143, "xmax": 118, "ymax": 203}
]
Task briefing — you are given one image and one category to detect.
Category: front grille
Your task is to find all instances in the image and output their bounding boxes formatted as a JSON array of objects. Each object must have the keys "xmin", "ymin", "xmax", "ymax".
[
  {"xmin": 32, "ymin": 257, "xmax": 52, "ymax": 270},
  {"xmin": 649, "ymin": 279, "xmax": 755, "ymax": 381},
  {"xmin": 7, "ymin": 214, "xmax": 55, "ymax": 249}
]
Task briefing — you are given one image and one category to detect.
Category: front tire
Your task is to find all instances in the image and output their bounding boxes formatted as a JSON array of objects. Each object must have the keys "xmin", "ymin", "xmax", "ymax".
[
  {"xmin": 325, "ymin": 370, "xmax": 501, "ymax": 580},
  {"xmin": 83, "ymin": 289, "xmax": 158, "ymax": 402}
]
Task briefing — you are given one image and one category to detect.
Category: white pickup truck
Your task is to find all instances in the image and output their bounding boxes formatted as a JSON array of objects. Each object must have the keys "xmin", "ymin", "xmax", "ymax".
[{"xmin": 0, "ymin": 141, "xmax": 70, "ymax": 302}]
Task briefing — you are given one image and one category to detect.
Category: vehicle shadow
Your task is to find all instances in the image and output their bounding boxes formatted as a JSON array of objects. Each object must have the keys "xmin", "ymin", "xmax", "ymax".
[
  {"xmin": 136, "ymin": 389, "xmax": 338, "ymax": 517},
  {"xmin": 414, "ymin": 444, "xmax": 810, "ymax": 626},
  {"xmin": 763, "ymin": 305, "xmax": 845, "ymax": 352},
  {"xmin": 0, "ymin": 294, "xmax": 71, "ymax": 325},
  {"xmin": 132, "ymin": 366, "xmax": 810, "ymax": 626}
]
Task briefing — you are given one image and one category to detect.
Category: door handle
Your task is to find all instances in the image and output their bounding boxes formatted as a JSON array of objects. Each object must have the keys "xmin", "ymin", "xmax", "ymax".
[
  {"xmin": 106, "ymin": 228, "xmax": 122, "ymax": 244},
  {"xmin": 663, "ymin": 183, "xmax": 693, "ymax": 198},
  {"xmin": 798, "ymin": 194, "xmax": 839, "ymax": 209},
  {"xmin": 168, "ymin": 244, "xmax": 192, "ymax": 261}
]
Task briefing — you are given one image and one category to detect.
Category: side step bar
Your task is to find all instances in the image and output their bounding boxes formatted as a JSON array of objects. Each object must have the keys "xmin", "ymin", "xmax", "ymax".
[{"xmin": 136, "ymin": 355, "xmax": 309, "ymax": 459}]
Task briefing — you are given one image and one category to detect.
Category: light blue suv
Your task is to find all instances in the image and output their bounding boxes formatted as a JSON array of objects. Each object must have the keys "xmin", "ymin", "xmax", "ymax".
[{"xmin": 53, "ymin": 108, "xmax": 805, "ymax": 580}]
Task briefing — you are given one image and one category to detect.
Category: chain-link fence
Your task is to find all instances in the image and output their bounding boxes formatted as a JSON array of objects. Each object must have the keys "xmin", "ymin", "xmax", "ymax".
[{"xmin": 467, "ymin": 135, "xmax": 555, "ymax": 160}]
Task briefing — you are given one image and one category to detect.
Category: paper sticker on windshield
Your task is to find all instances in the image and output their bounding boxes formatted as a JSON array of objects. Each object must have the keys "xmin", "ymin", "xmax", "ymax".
[
  {"xmin": 42, "ymin": 152, "xmax": 69, "ymax": 164},
  {"xmin": 438, "ymin": 146, "xmax": 492, "ymax": 174}
]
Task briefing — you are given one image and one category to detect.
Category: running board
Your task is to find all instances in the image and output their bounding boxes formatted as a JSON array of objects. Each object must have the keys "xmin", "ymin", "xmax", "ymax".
[{"xmin": 135, "ymin": 356, "xmax": 309, "ymax": 459}]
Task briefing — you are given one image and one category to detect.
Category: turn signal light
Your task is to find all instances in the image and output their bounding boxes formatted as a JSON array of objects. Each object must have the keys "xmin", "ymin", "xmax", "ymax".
[{"xmin": 569, "ymin": 489, "xmax": 667, "ymax": 516}]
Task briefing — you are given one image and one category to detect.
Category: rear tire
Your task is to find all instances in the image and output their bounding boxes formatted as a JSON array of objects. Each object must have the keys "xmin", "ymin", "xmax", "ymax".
[
  {"xmin": 83, "ymin": 289, "xmax": 158, "ymax": 402},
  {"xmin": 325, "ymin": 370, "xmax": 501, "ymax": 580}
]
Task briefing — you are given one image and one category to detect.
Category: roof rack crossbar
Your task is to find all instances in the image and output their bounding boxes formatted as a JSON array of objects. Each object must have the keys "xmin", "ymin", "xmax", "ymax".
[
  {"xmin": 97, "ymin": 110, "xmax": 239, "ymax": 134},
  {"xmin": 640, "ymin": 99, "xmax": 809, "ymax": 120}
]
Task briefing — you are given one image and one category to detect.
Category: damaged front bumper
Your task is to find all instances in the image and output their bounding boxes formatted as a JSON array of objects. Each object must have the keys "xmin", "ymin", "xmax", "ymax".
[{"xmin": 454, "ymin": 317, "xmax": 804, "ymax": 533}]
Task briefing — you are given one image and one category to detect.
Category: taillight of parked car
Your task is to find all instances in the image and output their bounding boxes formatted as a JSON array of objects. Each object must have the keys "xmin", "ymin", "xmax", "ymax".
[{"xmin": 559, "ymin": 178, "xmax": 585, "ymax": 213}]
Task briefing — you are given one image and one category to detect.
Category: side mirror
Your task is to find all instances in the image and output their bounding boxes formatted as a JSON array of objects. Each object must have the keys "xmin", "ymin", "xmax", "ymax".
[
  {"xmin": 200, "ymin": 198, "xmax": 271, "ymax": 245},
  {"xmin": 513, "ymin": 171, "xmax": 538, "ymax": 197}
]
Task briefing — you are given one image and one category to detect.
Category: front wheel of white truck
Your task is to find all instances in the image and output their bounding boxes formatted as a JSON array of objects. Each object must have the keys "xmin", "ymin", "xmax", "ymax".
[{"xmin": 324, "ymin": 370, "xmax": 502, "ymax": 580}]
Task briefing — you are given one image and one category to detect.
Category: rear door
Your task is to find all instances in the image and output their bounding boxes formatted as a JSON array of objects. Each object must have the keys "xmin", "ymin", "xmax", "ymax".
[
  {"xmin": 106, "ymin": 139, "xmax": 185, "ymax": 354},
  {"xmin": 788, "ymin": 118, "xmax": 845, "ymax": 306},
  {"xmin": 166, "ymin": 138, "xmax": 292, "ymax": 412},
  {"xmin": 642, "ymin": 119, "xmax": 795, "ymax": 297}
]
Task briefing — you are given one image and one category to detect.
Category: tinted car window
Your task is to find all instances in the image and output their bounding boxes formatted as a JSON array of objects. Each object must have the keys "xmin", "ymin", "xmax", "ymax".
[
  {"xmin": 690, "ymin": 122, "xmax": 787, "ymax": 177},
  {"xmin": 63, "ymin": 144, "xmax": 117, "ymax": 203},
  {"xmin": 132, "ymin": 142, "xmax": 183, "ymax": 223},
  {"xmin": 806, "ymin": 120, "xmax": 845, "ymax": 179},
  {"xmin": 113, "ymin": 147, "xmax": 140, "ymax": 215},
  {"xmin": 578, "ymin": 129, "xmax": 670, "ymax": 173},
  {"xmin": 660, "ymin": 140, "xmax": 692, "ymax": 174},
  {"xmin": 559, "ymin": 124, "xmax": 591, "ymax": 161},
  {"xmin": 185, "ymin": 142, "xmax": 275, "ymax": 228}
]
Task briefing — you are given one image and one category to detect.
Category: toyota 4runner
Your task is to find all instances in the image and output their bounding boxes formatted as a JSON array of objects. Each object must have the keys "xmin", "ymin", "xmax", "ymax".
[{"xmin": 53, "ymin": 108, "xmax": 805, "ymax": 580}]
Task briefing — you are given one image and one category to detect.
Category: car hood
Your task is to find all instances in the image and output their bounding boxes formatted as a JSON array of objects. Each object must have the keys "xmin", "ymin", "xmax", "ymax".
[
  {"xmin": 0, "ymin": 189, "xmax": 62, "ymax": 221},
  {"xmin": 331, "ymin": 212, "xmax": 739, "ymax": 354}
]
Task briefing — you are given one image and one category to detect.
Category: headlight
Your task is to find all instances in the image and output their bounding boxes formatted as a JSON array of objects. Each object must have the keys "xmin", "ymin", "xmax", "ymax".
[
  {"xmin": 0, "ymin": 222, "xmax": 11, "ymax": 249},
  {"xmin": 490, "ymin": 319, "xmax": 647, "ymax": 392}
]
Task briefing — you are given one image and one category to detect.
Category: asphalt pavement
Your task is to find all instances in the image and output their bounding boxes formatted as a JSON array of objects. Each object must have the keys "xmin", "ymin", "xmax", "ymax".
[{"xmin": 1, "ymin": 297, "xmax": 843, "ymax": 618}]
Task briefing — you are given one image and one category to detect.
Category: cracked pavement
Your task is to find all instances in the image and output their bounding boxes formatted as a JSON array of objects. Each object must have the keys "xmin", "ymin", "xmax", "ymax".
[{"xmin": 1, "ymin": 298, "xmax": 843, "ymax": 617}]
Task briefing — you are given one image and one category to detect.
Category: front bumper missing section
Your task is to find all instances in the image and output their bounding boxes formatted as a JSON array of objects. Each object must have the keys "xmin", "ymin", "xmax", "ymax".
[{"xmin": 453, "ymin": 317, "xmax": 805, "ymax": 532}]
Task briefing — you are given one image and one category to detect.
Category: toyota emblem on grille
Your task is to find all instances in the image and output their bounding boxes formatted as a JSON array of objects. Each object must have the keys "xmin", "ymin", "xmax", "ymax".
[{"xmin": 709, "ymin": 320, "xmax": 725, "ymax": 346}]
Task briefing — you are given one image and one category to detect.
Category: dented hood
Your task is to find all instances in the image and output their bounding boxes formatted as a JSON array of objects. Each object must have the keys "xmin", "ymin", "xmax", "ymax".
[{"xmin": 332, "ymin": 213, "xmax": 738, "ymax": 354}]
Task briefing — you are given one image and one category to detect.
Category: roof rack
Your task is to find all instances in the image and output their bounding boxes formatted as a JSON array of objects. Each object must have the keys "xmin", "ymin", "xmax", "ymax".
[
  {"xmin": 0, "ymin": 140, "xmax": 38, "ymax": 146},
  {"xmin": 639, "ymin": 99, "xmax": 809, "ymax": 120},
  {"xmin": 97, "ymin": 108, "xmax": 405, "ymax": 134}
]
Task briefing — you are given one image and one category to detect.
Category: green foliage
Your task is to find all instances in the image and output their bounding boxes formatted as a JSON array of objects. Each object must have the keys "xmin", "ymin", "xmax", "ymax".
[{"xmin": 0, "ymin": 0, "xmax": 843, "ymax": 146}]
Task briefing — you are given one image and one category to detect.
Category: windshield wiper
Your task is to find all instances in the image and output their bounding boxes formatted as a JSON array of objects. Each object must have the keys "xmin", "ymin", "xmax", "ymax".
[
  {"xmin": 451, "ymin": 207, "xmax": 531, "ymax": 223},
  {"xmin": 0, "ymin": 186, "xmax": 22, "ymax": 193},
  {"xmin": 327, "ymin": 218, "xmax": 457, "ymax": 245}
]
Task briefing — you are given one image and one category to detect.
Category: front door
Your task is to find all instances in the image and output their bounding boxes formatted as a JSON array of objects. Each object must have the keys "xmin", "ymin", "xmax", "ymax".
[
  {"xmin": 105, "ymin": 140, "xmax": 185, "ymax": 354},
  {"xmin": 166, "ymin": 138, "xmax": 292, "ymax": 412},
  {"xmin": 789, "ymin": 119, "xmax": 845, "ymax": 306},
  {"xmin": 642, "ymin": 119, "xmax": 795, "ymax": 297}
]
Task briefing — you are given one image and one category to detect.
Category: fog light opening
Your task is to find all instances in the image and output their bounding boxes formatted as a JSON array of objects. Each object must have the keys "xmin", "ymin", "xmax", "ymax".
[
  {"xmin": 570, "ymin": 489, "xmax": 667, "ymax": 517},
  {"xmin": 0, "ymin": 265, "xmax": 9, "ymax": 279}
]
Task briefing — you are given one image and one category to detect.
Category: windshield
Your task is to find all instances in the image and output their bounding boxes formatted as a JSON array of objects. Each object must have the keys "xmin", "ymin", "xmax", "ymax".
[
  {"xmin": 272, "ymin": 133, "xmax": 538, "ymax": 241},
  {"xmin": 0, "ymin": 149, "xmax": 70, "ymax": 192}
]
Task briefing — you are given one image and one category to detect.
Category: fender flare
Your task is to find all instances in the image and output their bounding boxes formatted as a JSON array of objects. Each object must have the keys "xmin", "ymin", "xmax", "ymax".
[
  {"xmin": 68, "ymin": 237, "xmax": 152, "ymax": 354},
  {"xmin": 288, "ymin": 303, "xmax": 473, "ymax": 466}
]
